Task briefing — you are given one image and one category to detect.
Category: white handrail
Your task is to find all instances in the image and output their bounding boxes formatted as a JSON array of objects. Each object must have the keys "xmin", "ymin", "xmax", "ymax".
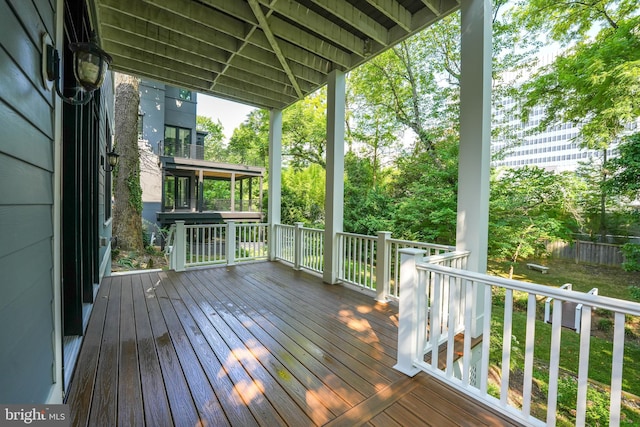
[{"xmin": 396, "ymin": 255, "xmax": 640, "ymax": 427}]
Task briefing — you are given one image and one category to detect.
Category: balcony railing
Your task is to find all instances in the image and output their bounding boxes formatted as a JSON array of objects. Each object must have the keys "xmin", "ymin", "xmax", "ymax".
[
  {"xmin": 395, "ymin": 249, "xmax": 640, "ymax": 427},
  {"xmin": 159, "ymin": 141, "xmax": 204, "ymax": 160},
  {"xmin": 201, "ymin": 199, "xmax": 261, "ymax": 212},
  {"xmin": 170, "ymin": 221, "xmax": 268, "ymax": 270}
]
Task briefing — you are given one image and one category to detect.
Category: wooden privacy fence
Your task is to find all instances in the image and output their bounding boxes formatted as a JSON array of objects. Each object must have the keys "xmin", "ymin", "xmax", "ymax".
[{"xmin": 547, "ymin": 240, "xmax": 624, "ymax": 266}]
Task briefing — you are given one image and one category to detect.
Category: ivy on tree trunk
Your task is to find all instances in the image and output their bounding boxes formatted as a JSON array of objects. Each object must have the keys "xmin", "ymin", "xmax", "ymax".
[{"xmin": 113, "ymin": 73, "xmax": 144, "ymax": 252}]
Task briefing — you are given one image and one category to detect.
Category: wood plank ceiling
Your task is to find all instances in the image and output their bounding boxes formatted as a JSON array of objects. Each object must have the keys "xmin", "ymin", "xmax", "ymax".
[{"xmin": 92, "ymin": 0, "xmax": 460, "ymax": 109}]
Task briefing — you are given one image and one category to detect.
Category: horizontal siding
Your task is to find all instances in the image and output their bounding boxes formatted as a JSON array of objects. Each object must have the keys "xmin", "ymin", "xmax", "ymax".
[
  {"xmin": 0, "ymin": 239, "xmax": 53, "ymax": 314},
  {"xmin": 0, "ymin": 268, "xmax": 54, "ymax": 403},
  {"xmin": 0, "ymin": 153, "xmax": 53, "ymax": 205},
  {"xmin": 0, "ymin": 0, "xmax": 56, "ymax": 404},
  {"xmin": 0, "ymin": 99, "xmax": 53, "ymax": 171},
  {"xmin": 0, "ymin": 205, "xmax": 53, "ymax": 259}
]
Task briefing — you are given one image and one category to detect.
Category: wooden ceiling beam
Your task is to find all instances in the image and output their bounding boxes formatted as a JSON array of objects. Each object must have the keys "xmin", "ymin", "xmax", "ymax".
[
  {"xmin": 306, "ymin": 0, "xmax": 389, "ymax": 45},
  {"xmin": 247, "ymin": 0, "xmax": 303, "ymax": 98},
  {"xmin": 362, "ymin": 0, "xmax": 412, "ymax": 32},
  {"xmin": 257, "ymin": 0, "xmax": 365, "ymax": 57}
]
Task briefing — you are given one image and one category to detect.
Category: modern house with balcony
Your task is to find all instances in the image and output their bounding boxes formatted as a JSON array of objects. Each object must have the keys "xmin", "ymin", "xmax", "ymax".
[
  {"xmin": 138, "ymin": 80, "xmax": 265, "ymax": 237},
  {"xmin": 1, "ymin": 0, "xmax": 639, "ymax": 426}
]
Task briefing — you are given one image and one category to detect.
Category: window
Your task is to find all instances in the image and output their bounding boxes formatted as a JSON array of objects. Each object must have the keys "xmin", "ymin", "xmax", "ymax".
[
  {"xmin": 164, "ymin": 176, "xmax": 190, "ymax": 210},
  {"xmin": 179, "ymin": 89, "xmax": 192, "ymax": 101},
  {"xmin": 164, "ymin": 125, "xmax": 192, "ymax": 157}
]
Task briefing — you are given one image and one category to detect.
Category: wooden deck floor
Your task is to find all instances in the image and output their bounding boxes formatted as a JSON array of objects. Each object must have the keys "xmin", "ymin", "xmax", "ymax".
[{"xmin": 65, "ymin": 261, "xmax": 522, "ymax": 426}]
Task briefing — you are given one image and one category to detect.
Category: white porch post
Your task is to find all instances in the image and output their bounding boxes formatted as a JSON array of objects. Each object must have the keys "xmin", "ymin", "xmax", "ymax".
[
  {"xmin": 458, "ymin": 0, "xmax": 492, "ymax": 336},
  {"xmin": 323, "ymin": 70, "xmax": 345, "ymax": 284},
  {"xmin": 268, "ymin": 109, "xmax": 283, "ymax": 261}
]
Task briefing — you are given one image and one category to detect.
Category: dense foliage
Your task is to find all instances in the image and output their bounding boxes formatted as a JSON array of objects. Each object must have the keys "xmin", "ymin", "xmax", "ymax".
[{"xmin": 195, "ymin": 1, "xmax": 639, "ymax": 265}]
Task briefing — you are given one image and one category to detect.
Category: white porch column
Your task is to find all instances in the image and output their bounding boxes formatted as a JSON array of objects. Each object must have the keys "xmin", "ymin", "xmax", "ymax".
[
  {"xmin": 457, "ymin": 0, "xmax": 492, "ymax": 273},
  {"xmin": 230, "ymin": 173, "xmax": 236, "ymax": 212},
  {"xmin": 323, "ymin": 70, "xmax": 346, "ymax": 284},
  {"xmin": 458, "ymin": 0, "xmax": 492, "ymax": 339},
  {"xmin": 268, "ymin": 109, "xmax": 282, "ymax": 261}
]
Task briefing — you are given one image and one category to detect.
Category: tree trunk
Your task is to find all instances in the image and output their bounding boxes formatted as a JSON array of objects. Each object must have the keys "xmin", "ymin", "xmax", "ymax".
[
  {"xmin": 599, "ymin": 148, "xmax": 608, "ymax": 243},
  {"xmin": 113, "ymin": 73, "xmax": 144, "ymax": 252}
]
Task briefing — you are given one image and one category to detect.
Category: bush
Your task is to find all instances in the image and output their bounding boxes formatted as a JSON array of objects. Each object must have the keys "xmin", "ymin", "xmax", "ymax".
[
  {"xmin": 621, "ymin": 243, "xmax": 640, "ymax": 272},
  {"xmin": 629, "ymin": 286, "xmax": 640, "ymax": 302},
  {"xmin": 597, "ymin": 318, "xmax": 613, "ymax": 332}
]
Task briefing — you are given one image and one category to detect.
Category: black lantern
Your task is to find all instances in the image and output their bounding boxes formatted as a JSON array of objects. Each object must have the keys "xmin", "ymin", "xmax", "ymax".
[
  {"xmin": 103, "ymin": 149, "xmax": 120, "ymax": 172},
  {"xmin": 43, "ymin": 33, "xmax": 112, "ymax": 105}
]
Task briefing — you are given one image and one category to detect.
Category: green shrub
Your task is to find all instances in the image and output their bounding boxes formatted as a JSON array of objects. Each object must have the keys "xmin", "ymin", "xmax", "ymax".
[
  {"xmin": 597, "ymin": 318, "xmax": 613, "ymax": 332},
  {"xmin": 629, "ymin": 286, "xmax": 640, "ymax": 302},
  {"xmin": 621, "ymin": 243, "xmax": 640, "ymax": 272}
]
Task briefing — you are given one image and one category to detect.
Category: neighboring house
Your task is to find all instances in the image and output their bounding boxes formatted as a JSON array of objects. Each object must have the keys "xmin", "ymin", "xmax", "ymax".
[{"xmin": 138, "ymin": 81, "xmax": 265, "ymax": 241}]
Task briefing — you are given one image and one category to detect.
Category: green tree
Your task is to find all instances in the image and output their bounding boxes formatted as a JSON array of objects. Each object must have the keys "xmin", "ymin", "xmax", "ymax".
[
  {"xmin": 227, "ymin": 109, "xmax": 269, "ymax": 166},
  {"xmin": 196, "ymin": 115, "xmax": 225, "ymax": 161},
  {"xmin": 343, "ymin": 152, "xmax": 395, "ymax": 235},
  {"xmin": 390, "ymin": 135, "xmax": 459, "ymax": 244},
  {"xmin": 606, "ymin": 133, "xmax": 640, "ymax": 200},
  {"xmin": 283, "ymin": 92, "xmax": 327, "ymax": 169},
  {"xmin": 489, "ymin": 167, "xmax": 575, "ymax": 277},
  {"xmin": 516, "ymin": 6, "xmax": 640, "ymax": 150},
  {"xmin": 281, "ymin": 165, "xmax": 325, "ymax": 227}
]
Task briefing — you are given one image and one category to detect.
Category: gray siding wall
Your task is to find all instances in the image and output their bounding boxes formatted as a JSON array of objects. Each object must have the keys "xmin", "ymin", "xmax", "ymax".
[
  {"xmin": 139, "ymin": 79, "xmax": 165, "ymax": 153},
  {"xmin": 0, "ymin": 0, "xmax": 57, "ymax": 403},
  {"xmin": 164, "ymin": 86, "xmax": 197, "ymax": 144}
]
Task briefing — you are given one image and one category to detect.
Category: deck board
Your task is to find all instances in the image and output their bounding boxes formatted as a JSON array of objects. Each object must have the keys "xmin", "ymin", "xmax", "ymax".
[{"xmin": 66, "ymin": 261, "xmax": 524, "ymax": 426}]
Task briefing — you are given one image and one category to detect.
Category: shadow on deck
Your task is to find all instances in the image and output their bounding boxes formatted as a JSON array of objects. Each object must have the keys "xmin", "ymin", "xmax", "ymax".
[{"xmin": 66, "ymin": 261, "xmax": 521, "ymax": 426}]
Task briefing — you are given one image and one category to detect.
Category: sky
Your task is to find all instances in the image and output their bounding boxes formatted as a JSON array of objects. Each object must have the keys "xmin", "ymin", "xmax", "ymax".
[{"xmin": 196, "ymin": 94, "xmax": 256, "ymax": 143}]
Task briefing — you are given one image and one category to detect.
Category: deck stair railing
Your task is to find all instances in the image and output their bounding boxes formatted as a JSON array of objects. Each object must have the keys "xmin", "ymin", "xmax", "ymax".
[
  {"xmin": 170, "ymin": 220, "xmax": 268, "ymax": 270},
  {"xmin": 395, "ymin": 249, "xmax": 640, "ymax": 427}
]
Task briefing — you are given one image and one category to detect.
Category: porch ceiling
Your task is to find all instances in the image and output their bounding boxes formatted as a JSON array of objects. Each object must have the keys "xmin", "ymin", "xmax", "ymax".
[{"xmin": 91, "ymin": 0, "xmax": 460, "ymax": 109}]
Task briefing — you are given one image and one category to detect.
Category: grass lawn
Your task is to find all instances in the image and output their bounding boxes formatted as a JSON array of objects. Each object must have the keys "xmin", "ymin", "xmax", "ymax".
[
  {"xmin": 488, "ymin": 258, "xmax": 640, "ymax": 301},
  {"xmin": 486, "ymin": 258, "xmax": 640, "ymax": 425}
]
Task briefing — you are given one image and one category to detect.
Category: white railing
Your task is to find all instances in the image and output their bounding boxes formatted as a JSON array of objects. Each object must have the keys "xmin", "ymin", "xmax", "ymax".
[
  {"xmin": 337, "ymin": 232, "xmax": 378, "ymax": 291},
  {"xmin": 273, "ymin": 223, "xmax": 324, "ymax": 273},
  {"xmin": 336, "ymin": 232, "xmax": 458, "ymax": 300},
  {"xmin": 395, "ymin": 249, "xmax": 640, "ymax": 427},
  {"xmin": 273, "ymin": 224, "xmax": 295, "ymax": 264},
  {"xmin": 269, "ymin": 226, "xmax": 461, "ymax": 301},
  {"xmin": 170, "ymin": 220, "xmax": 268, "ymax": 270},
  {"xmin": 300, "ymin": 226, "xmax": 324, "ymax": 273},
  {"xmin": 235, "ymin": 222, "xmax": 268, "ymax": 262},
  {"xmin": 388, "ymin": 238, "xmax": 457, "ymax": 299}
]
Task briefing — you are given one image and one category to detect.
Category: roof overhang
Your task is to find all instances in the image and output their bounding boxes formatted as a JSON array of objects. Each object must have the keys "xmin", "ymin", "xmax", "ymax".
[{"xmin": 91, "ymin": 0, "xmax": 460, "ymax": 110}]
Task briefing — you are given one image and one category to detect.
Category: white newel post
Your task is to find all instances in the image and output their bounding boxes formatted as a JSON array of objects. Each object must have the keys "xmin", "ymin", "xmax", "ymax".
[
  {"xmin": 375, "ymin": 231, "xmax": 392, "ymax": 303},
  {"xmin": 458, "ymin": 0, "xmax": 492, "ymax": 337},
  {"xmin": 226, "ymin": 220, "xmax": 236, "ymax": 266},
  {"xmin": 268, "ymin": 109, "xmax": 283, "ymax": 261},
  {"xmin": 294, "ymin": 222, "xmax": 303, "ymax": 270},
  {"xmin": 174, "ymin": 220, "xmax": 186, "ymax": 272},
  {"xmin": 323, "ymin": 70, "xmax": 346, "ymax": 284},
  {"xmin": 394, "ymin": 248, "xmax": 427, "ymax": 376}
]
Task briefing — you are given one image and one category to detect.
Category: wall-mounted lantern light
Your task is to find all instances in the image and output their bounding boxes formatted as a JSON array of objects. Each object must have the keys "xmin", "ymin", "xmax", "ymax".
[
  {"xmin": 42, "ymin": 33, "xmax": 112, "ymax": 106},
  {"xmin": 102, "ymin": 149, "xmax": 119, "ymax": 172}
]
